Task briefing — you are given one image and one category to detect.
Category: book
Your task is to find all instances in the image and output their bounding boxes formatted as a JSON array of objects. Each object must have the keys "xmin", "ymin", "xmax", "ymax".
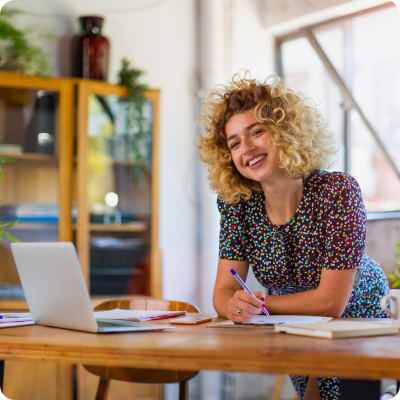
[
  {"xmin": 0, "ymin": 312, "xmax": 34, "ymax": 329},
  {"xmin": 274, "ymin": 320, "xmax": 399, "ymax": 339},
  {"xmin": 0, "ymin": 144, "xmax": 22, "ymax": 154}
]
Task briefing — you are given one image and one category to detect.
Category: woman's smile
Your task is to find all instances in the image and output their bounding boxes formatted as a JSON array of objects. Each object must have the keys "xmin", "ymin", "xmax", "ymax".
[{"xmin": 246, "ymin": 154, "xmax": 267, "ymax": 168}]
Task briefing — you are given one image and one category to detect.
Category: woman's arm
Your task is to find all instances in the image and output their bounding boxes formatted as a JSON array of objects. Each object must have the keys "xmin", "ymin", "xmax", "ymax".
[
  {"xmin": 213, "ymin": 258, "xmax": 265, "ymax": 321},
  {"xmin": 214, "ymin": 259, "xmax": 356, "ymax": 319},
  {"xmin": 265, "ymin": 268, "xmax": 356, "ymax": 317}
]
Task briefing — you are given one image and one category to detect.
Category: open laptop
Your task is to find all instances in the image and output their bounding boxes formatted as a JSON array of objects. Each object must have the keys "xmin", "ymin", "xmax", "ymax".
[{"xmin": 11, "ymin": 242, "xmax": 171, "ymax": 333}]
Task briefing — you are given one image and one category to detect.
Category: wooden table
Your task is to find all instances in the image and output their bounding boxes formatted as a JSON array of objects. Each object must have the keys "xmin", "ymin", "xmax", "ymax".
[{"xmin": 0, "ymin": 315, "xmax": 399, "ymax": 398}]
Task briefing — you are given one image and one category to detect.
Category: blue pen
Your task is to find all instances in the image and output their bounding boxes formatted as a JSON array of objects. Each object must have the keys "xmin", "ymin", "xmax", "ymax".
[{"xmin": 230, "ymin": 269, "xmax": 270, "ymax": 316}]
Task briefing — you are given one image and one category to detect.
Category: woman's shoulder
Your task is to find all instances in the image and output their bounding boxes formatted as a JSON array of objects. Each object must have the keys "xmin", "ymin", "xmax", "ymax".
[
  {"xmin": 217, "ymin": 192, "xmax": 261, "ymax": 216},
  {"xmin": 308, "ymin": 170, "xmax": 361, "ymax": 193}
]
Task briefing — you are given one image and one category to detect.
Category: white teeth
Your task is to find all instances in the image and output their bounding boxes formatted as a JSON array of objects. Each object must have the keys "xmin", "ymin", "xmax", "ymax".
[{"xmin": 248, "ymin": 155, "xmax": 266, "ymax": 166}]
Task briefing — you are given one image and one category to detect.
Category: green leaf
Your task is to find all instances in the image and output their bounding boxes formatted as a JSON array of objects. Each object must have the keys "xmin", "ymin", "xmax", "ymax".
[
  {"xmin": 0, "ymin": 157, "xmax": 13, "ymax": 163},
  {"xmin": 0, "ymin": 219, "xmax": 19, "ymax": 229},
  {"xmin": 387, "ymin": 274, "xmax": 396, "ymax": 280},
  {"xmin": 393, "ymin": 281, "xmax": 400, "ymax": 288},
  {"xmin": 4, "ymin": 231, "xmax": 21, "ymax": 242},
  {"xmin": 0, "ymin": 230, "xmax": 4, "ymax": 243},
  {"xmin": 0, "ymin": 216, "xmax": 4, "ymax": 221}
]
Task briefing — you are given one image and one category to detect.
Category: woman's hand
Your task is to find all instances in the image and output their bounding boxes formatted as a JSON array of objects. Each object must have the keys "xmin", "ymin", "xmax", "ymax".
[
  {"xmin": 227, "ymin": 290, "xmax": 265, "ymax": 322},
  {"xmin": 213, "ymin": 258, "xmax": 267, "ymax": 321}
]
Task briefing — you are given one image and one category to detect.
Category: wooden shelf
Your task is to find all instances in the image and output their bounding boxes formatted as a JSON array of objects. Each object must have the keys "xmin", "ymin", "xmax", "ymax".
[
  {"xmin": 73, "ymin": 222, "xmax": 148, "ymax": 232},
  {"xmin": 9, "ymin": 222, "xmax": 58, "ymax": 230},
  {"xmin": 0, "ymin": 152, "xmax": 58, "ymax": 162}
]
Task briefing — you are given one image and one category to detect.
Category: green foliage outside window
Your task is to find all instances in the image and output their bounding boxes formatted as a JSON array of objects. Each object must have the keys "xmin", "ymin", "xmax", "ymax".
[{"xmin": 387, "ymin": 239, "xmax": 400, "ymax": 288}]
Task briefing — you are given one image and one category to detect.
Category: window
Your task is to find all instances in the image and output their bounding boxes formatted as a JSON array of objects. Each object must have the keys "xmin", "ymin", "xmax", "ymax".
[{"xmin": 277, "ymin": 3, "xmax": 400, "ymax": 211}]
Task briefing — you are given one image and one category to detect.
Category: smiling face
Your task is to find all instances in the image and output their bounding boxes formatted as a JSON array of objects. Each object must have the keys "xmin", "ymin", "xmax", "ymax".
[{"xmin": 225, "ymin": 110, "xmax": 284, "ymax": 184}]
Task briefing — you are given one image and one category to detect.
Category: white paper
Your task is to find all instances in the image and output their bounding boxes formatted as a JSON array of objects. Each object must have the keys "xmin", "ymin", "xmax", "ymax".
[
  {"xmin": 0, "ymin": 312, "xmax": 32, "ymax": 319},
  {"xmin": 218, "ymin": 315, "xmax": 332, "ymax": 326},
  {"xmin": 0, "ymin": 319, "xmax": 35, "ymax": 328},
  {"xmin": 93, "ymin": 308, "xmax": 186, "ymax": 322}
]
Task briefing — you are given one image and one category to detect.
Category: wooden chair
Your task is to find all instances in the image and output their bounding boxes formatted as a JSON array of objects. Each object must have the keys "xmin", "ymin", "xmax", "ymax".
[{"xmin": 83, "ymin": 298, "xmax": 201, "ymax": 400}]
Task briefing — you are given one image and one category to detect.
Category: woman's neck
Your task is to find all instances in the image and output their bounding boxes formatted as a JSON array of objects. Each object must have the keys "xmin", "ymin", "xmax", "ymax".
[{"xmin": 261, "ymin": 174, "xmax": 304, "ymax": 226}]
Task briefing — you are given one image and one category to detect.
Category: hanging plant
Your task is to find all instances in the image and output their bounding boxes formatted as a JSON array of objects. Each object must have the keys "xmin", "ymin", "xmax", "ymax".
[
  {"xmin": 0, "ymin": 158, "xmax": 20, "ymax": 243},
  {"xmin": 0, "ymin": 8, "xmax": 52, "ymax": 76},
  {"xmin": 116, "ymin": 58, "xmax": 151, "ymax": 183}
]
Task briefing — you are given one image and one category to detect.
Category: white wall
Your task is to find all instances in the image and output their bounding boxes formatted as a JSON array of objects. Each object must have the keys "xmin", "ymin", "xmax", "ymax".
[{"xmin": 8, "ymin": 0, "xmax": 199, "ymax": 305}]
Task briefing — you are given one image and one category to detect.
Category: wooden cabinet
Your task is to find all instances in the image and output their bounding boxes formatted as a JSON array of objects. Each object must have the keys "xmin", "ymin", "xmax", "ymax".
[{"xmin": 0, "ymin": 71, "xmax": 161, "ymax": 299}]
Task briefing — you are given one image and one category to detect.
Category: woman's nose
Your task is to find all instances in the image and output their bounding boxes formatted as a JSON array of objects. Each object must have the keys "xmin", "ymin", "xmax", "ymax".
[{"xmin": 242, "ymin": 137, "xmax": 255, "ymax": 154}]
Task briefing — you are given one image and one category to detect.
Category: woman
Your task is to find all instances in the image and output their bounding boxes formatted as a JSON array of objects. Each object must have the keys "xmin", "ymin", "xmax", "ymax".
[{"xmin": 197, "ymin": 74, "xmax": 389, "ymax": 400}]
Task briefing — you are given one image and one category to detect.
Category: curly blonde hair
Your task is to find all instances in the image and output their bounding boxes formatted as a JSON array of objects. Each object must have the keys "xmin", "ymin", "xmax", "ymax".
[{"xmin": 196, "ymin": 73, "xmax": 336, "ymax": 203}]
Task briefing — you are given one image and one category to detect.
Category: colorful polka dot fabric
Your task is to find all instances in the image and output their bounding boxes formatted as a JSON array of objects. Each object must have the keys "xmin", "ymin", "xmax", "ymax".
[{"xmin": 217, "ymin": 170, "xmax": 389, "ymax": 400}]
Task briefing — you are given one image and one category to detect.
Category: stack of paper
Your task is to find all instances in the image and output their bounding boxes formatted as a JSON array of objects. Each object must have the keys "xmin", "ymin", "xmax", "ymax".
[
  {"xmin": 93, "ymin": 308, "xmax": 186, "ymax": 322},
  {"xmin": 208, "ymin": 315, "xmax": 332, "ymax": 328},
  {"xmin": 0, "ymin": 312, "xmax": 35, "ymax": 328}
]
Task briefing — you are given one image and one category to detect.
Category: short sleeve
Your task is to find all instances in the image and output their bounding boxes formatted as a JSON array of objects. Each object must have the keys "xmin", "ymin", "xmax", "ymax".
[
  {"xmin": 217, "ymin": 197, "xmax": 247, "ymax": 261},
  {"xmin": 323, "ymin": 174, "xmax": 366, "ymax": 270}
]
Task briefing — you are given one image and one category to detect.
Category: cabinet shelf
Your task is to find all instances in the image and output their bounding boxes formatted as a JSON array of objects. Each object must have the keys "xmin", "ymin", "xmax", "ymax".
[
  {"xmin": 73, "ymin": 223, "xmax": 148, "ymax": 232},
  {"xmin": 0, "ymin": 152, "xmax": 58, "ymax": 162},
  {"xmin": 9, "ymin": 223, "xmax": 57, "ymax": 230}
]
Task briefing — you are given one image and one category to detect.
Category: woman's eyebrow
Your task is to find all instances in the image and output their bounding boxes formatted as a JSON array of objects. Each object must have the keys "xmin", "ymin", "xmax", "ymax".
[
  {"xmin": 245, "ymin": 122, "xmax": 264, "ymax": 131},
  {"xmin": 226, "ymin": 123, "xmax": 265, "ymax": 142},
  {"xmin": 226, "ymin": 134, "xmax": 238, "ymax": 143}
]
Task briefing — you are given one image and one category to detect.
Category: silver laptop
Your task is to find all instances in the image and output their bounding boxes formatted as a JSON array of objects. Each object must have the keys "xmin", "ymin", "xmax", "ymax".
[{"xmin": 11, "ymin": 242, "xmax": 168, "ymax": 333}]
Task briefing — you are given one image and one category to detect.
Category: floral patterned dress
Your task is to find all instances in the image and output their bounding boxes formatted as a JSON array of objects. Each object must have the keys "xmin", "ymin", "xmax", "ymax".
[{"xmin": 217, "ymin": 170, "xmax": 389, "ymax": 400}]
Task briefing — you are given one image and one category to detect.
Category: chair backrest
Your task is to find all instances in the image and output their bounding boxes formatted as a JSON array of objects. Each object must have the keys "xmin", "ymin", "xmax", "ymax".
[
  {"xmin": 94, "ymin": 297, "xmax": 201, "ymax": 313},
  {"xmin": 85, "ymin": 297, "xmax": 201, "ymax": 386}
]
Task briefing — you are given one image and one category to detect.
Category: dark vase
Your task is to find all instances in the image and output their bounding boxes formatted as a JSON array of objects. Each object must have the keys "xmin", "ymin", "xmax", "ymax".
[
  {"xmin": 71, "ymin": 16, "xmax": 110, "ymax": 81},
  {"xmin": 25, "ymin": 92, "xmax": 56, "ymax": 154}
]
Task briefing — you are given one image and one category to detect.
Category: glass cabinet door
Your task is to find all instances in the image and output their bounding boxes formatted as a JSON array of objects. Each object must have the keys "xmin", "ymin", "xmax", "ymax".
[
  {"xmin": 0, "ymin": 74, "xmax": 74, "ymax": 300},
  {"xmin": 76, "ymin": 81, "xmax": 160, "ymax": 297}
]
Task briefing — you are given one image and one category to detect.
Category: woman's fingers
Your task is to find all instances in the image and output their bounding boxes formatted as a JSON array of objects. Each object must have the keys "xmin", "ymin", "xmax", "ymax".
[
  {"xmin": 228, "ymin": 290, "xmax": 264, "ymax": 321},
  {"xmin": 236, "ymin": 290, "xmax": 264, "ymax": 308}
]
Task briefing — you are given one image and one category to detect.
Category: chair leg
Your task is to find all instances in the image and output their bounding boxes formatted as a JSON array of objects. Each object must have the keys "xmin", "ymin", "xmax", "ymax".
[
  {"xmin": 179, "ymin": 381, "xmax": 188, "ymax": 400},
  {"xmin": 271, "ymin": 374, "xmax": 286, "ymax": 400},
  {"xmin": 95, "ymin": 377, "xmax": 110, "ymax": 400}
]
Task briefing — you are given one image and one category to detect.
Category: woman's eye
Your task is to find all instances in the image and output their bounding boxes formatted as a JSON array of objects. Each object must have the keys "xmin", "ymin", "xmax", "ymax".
[
  {"xmin": 252, "ymin": 129, "xmax": 264, "ymax": 136},
  {"xmin": 230, "ymin": 142, "xmax": 239, "ymax": 150}
]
